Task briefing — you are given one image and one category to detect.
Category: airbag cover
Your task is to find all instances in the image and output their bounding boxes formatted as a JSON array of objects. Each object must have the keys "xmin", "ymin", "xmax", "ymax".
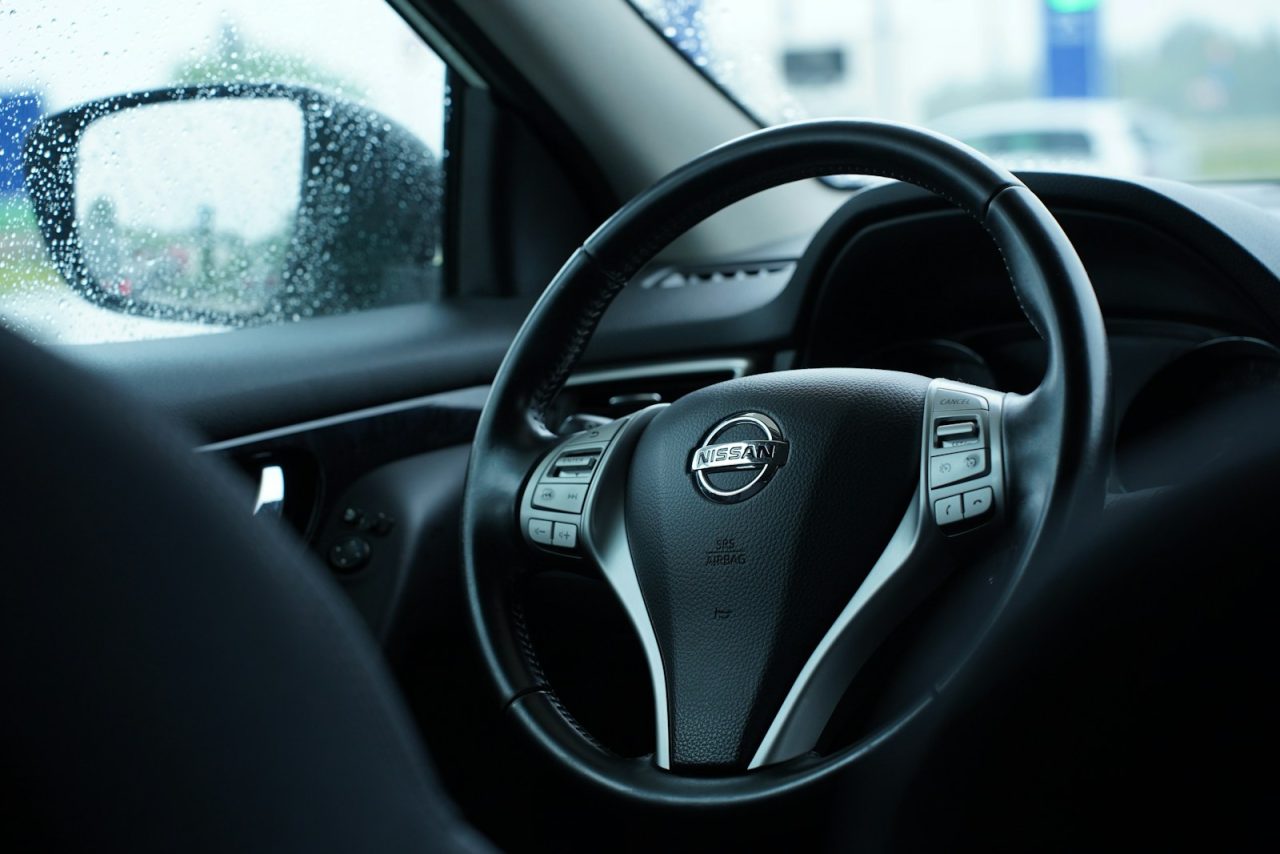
[{"xmin": 624, "ymin": 368, "xmax": 928, "ymax": 770}]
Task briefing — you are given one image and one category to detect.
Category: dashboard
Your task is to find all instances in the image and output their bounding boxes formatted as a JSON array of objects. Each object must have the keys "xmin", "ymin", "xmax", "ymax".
[
  {"xmin": 170, "ymin": 170, "xmax": 1280, "ymax": 762},
  {"xmin": 793, "ymin": 173, "xmax": 1280, "ymax": 493},
  {"xmin": 187, "ymin": 171, "xmax": 1280, "ymax": 644}
]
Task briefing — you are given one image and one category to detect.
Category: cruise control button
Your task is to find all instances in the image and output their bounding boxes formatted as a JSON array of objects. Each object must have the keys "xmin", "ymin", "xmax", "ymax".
[
  {"xmin": 551, "ymin": 452, "xmax": 599, "ymax": 478},
  {"xmin": 528, "ymin": 518, "xmax": 554, "ymax": 546},
  {"xmin": 935, "ymin": 419, "xmax": 980, "ymax": 448},
  {"xmin": 548, "ymin": 447, "xmax": 603, "ymax": 481},
  {"xmin": 930, "ymin": 448, "xmax": 988, "ymax": 488},
  {"xmin": 934, "ymin": 390, "xmax": 989, "ymax": 412},
  {"xmin": 552, "ymin": 521, "xmax": 578, "ymax": 549},
  {"xmin": 962, "ymin": 486, "xmax": 994, "ymax": 519},
  {"xmin": 934, "ymin": 495, "xmax": 963, "ymax": 526},
  {"xmin": 532, "ymin": 481, "xmax": 587, "ymax": 514}
]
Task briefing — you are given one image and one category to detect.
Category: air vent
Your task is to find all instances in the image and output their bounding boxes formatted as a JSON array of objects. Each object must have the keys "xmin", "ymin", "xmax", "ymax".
[{"xmin": 636, "ymin": 260, "xmax": 796, "ymax": 290}]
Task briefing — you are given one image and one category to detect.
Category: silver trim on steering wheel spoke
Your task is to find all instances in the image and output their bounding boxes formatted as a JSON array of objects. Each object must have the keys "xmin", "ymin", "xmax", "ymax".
[
  {"xmin": 578, "ymin": 405, "xmax": 672, "ymax": 769},
  {"xmin": 518, "ymin": 405, "xmax": 673, "ymax": 769},
  {"xmin": 749, "ymin": 379, "xmax": 1006, "ymax": 769}
]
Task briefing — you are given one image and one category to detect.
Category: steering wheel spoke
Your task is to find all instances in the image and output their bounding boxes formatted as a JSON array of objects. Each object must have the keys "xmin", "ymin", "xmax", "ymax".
[
  {"xmin": 518, "ymin": 416, "xmax": 627, "ymax": 558},
  {"xmin": 750, "ymin": 378, "xmax": 1008, "ymax": 767},
  {"xmin": 517, "ymin": 406, "xmax": 673, "ymax": 765},
  {"xmin": 517, "ymin": 407, "xmax": 667, "ymax": 560},
  {"xmin": 921, "ymin": 379, "xmax": 1007, "ymax": 533}
]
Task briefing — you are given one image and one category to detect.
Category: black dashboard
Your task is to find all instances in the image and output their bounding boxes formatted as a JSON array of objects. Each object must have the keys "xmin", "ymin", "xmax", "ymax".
[
  {"xmin": 186, "ymin": 171, "xmax": 1280, "ymax": 644},
  {"xmin": 792, "ymin": 173, "xmax": 1280, "ymax": 493}
]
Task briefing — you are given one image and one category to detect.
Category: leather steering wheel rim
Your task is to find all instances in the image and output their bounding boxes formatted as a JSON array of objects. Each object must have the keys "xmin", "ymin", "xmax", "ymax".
[{"xmin": 462, "ymin": 119, "xmax": 1110, "ymax": 804}]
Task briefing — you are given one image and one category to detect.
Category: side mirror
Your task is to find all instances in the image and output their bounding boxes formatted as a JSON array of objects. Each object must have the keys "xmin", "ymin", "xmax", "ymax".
[{"xmin": 22, "ymin": 84, "xmax": 442, "ymax": 325}]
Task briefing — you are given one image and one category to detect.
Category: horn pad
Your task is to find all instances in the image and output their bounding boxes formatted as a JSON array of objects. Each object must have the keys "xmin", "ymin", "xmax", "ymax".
[{"xmin": 623, "ymin": 368, "xmax": 929, "ymax": 771}]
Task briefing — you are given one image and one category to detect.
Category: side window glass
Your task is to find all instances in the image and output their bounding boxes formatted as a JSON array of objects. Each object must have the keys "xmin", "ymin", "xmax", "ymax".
[{"xmin": 0, "ymin": 2, "xmax": 447, "ymax": 344}]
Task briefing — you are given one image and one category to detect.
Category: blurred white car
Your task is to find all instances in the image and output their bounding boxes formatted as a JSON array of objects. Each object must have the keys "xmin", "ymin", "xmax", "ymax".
[{"xmin": 930, "ymin": 98, "xmax": 1195, "ymax": 179}]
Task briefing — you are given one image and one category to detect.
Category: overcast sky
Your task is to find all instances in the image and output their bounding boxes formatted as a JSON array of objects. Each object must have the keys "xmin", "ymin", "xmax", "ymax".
[
  {"xmin": 2, "ymin": 0, "xmax": 447, "ymax": 150},
  {"xmin": 639, "ymin": 0, "xmax": 1280, "ymax": 121},
  {"xmin": 8, "ymin": 1, "xmax": 1280, "ymax": 133}
]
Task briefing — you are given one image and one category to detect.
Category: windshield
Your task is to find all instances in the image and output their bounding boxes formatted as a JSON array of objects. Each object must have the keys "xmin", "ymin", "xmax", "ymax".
[{"xmin": 628, "ymin": 0, "xmax": 1280, "ymax": 182}]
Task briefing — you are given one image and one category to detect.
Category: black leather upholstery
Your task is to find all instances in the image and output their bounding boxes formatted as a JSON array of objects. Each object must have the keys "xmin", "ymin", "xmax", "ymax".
[{"xmin": 0, "ymin": 329, "xmax": 488, "ymax": 852}]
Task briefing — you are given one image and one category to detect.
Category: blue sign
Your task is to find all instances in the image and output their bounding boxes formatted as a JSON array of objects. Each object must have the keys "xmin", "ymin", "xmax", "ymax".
[
  {"xmin": 1, "ymin": 92, "xmax": 43, "ymax": 196},
  {"xmin": 1045, "ymin": 1, "xmax": 1102, "ymax": 98}
]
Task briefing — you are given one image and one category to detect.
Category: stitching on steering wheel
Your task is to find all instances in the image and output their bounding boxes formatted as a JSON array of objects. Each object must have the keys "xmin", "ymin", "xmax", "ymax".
[
  {"xmin": 527, "ymin": 259, "xmax": 629, "ymax": 431},
  {"xmin": 510, "ymin": 595, "xmax": 613, "ymax": 755}
]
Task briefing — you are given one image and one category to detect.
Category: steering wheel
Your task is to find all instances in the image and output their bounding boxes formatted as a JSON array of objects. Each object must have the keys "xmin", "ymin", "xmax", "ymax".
[{"xmin": 463, "ymin": 120, "xmax": 1110, "ymax": 800}]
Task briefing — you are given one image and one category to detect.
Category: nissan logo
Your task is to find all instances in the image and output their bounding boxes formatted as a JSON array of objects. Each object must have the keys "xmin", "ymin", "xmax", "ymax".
[{"xmin": 689, "ymin": 412, "xmax": 789, "ymax": 503}]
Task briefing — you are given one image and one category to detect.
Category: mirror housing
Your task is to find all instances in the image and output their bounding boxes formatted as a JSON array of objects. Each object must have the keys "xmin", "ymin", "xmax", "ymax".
[{"xmin": 22, "ymin": 83, "xmax": 442, "ymax": 325}]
